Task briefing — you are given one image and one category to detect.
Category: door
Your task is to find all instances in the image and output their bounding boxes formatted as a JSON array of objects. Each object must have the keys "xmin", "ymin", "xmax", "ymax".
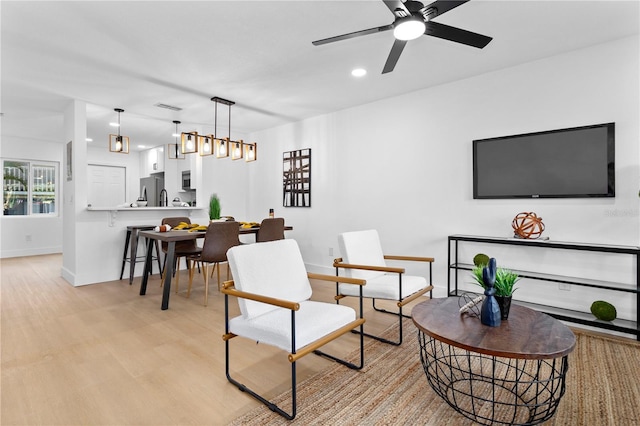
[{"xmin": 88, "ymin": 165, "xmax": 126, "ymax": 207}]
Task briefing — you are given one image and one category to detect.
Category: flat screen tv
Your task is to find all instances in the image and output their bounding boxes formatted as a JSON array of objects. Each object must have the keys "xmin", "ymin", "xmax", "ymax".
[{"xmin": 473, "ymin": 123, "xmax": 615, "ymax": 199}]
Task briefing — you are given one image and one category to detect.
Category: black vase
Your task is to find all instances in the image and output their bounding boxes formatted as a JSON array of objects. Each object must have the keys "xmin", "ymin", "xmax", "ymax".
[{"xmin": 496, "ymin": 296, "xmax": 512, "ymax": 320}]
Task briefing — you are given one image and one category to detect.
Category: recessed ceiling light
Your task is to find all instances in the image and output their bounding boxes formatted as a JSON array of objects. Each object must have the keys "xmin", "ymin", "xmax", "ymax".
[
  {"xmin": 138, "ymin": 145, "xmax": 146, "ymax": 149},
  {"xmin": 85, "ymin": 138, "xmax": 93, "ymax": 142},
  {"xmin": 351, "ymin": 68, "xmax": 367, "ymax": 77},
  {"xmin": 109, "ymin": 122, "xmax": 119, "ymax": 127}
]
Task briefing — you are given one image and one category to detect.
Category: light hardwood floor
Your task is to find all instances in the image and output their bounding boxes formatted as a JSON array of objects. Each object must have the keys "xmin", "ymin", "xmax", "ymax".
[{"xmin": 1, "ymin": 254, "xmax": 426, "ymax": 425}]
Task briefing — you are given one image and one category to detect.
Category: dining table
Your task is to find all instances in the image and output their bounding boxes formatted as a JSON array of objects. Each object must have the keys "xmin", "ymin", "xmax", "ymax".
[{"xmin": 138, "ymin": 224, "xmax": 292, "ymax": 310}]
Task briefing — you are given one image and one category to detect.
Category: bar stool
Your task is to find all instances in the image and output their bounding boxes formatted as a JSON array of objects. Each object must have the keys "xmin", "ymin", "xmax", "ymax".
[{"xmin": 120, "ymin": 225, "xmax": 163, "ymax": 285}]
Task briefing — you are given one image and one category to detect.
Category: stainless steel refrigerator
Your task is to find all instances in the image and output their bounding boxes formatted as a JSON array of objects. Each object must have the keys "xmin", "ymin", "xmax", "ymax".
[{"xmin": 140, "ymin": 174, "xmax": 164, "ymax": 207}]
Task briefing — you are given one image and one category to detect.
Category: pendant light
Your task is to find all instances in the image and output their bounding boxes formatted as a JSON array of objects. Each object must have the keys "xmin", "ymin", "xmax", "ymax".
[
  {"xmin": 231, "ymin": 140, "xmax": 244, "ymax": 160},
  {"xmin": 216, "ymin": 137, "xmax": 229, "ymax": 158},
  {"xmin": 181, "ymin": 130, "xmax": 198, "ymax": 154},
  {"xmin": 198, "ymin": 101, "xmax": 215, "ymax": 157},
  {"xmin": 168, "ymin": 120, "xmax": 185, "ymax": 159},
  {"xmin": 109, "ymin": 108, "xmax": 130, "ymax": 153},
  {"xmin": 199, "ymin": 134, "xmax": 214, "ymax": 156},
  {"xmin": 243, "ymin": 142, "xmax": 257, "ymax": 162}
]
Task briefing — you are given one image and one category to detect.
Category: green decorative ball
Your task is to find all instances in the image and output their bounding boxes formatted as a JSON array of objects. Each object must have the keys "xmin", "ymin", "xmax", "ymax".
[
  {"xmin": 473, "ymin": 253, "xmax": 490, "ymax": 267},
  {"xmin": 590, "ymin": 300, "xmax": 617, "ymax": 321}
]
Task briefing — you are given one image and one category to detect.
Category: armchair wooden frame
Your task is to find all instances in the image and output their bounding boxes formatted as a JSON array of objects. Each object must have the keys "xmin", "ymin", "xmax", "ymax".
[
  {"xmin": 221, "ymin": 273, "xmax": 366, "ymax": 420},
  {"xmin": 333, "ymin": 255, "xmax": 434, "ymax": 346}
]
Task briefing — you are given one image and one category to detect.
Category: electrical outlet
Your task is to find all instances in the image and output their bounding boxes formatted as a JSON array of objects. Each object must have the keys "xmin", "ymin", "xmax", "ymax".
[
  {"xmin": 558, "ymin": 283, "xmax": 571, "ymax": 291},
  {"xmin": 328, "ymin": 247, "xmax": 334, "ymax": 257}
]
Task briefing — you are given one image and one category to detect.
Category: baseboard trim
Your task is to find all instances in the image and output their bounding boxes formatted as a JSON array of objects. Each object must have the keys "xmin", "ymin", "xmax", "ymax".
[{"xmin": 0, "ymin": 247, "xmax": 62, "ymax": 259}]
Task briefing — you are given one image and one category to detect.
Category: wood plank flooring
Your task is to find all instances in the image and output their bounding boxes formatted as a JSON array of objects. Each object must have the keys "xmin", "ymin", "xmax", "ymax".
[{"xmin": 1, "ymin": 254, "xmax": 421, "ymax": 425}]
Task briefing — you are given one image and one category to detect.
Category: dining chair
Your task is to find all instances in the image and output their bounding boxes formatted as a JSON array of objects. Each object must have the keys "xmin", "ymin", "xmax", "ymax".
[
  {"xmin": 255, "ymin": 217, "xmax": 285, "ymax": 242},
  {"xmin": 222, "ymin": 239, "xmax": 366, "ymax": 420},
  {"xmin": 161, "ymin": 216, "xmax": 202, "ymax": 292},
  {"xmin": 333, "ymin": 229, "xmax": 434, "ymax": 345},
  {"xmin": 186, "ymin": 221, "xmax": 241, "ymax": 306}
]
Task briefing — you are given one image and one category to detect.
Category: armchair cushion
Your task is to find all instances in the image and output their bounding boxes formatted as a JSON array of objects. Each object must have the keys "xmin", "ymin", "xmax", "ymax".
[
  {"xmin": 227, "ymin": 239, "xmax": 311, "ymax": 319},
  {"xmin": 338, "ymin": 230, "xmax": 386, "ymax": 280},
  {"xmin": 229, "ymin": 301, "xmax": 356, "ymax": 351},
  {"xmin": 338, "ymin": 274, "xmax": 426, "ymax": 300}
]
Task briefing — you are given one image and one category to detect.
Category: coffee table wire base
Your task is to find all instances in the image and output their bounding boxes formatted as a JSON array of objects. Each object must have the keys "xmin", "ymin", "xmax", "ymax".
[{"xmin": 418, "ymin": 331, "xmax": 570, "ymax": 425}]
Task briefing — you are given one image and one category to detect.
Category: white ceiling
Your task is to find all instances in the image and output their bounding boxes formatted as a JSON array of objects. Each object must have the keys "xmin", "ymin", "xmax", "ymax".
[{"xmin": 2, "ymin": 0, "xmax": 639, "ymax": 151}]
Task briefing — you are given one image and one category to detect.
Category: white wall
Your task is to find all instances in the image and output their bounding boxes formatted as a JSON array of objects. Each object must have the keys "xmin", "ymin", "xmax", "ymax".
[
  {"xmin": 245, "ymin": 36, "xmax": 640, "ymax": 319},
  {"xmin": 0, "ymin": 138, "xmax": 64, "ymax": 257}
]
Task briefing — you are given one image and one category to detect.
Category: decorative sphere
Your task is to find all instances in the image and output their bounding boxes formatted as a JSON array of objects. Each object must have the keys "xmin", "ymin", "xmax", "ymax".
[
  {"xmin": 512, "ymin": 212, "xmax": 545, "ymax": 239},
  {"xmin": 590, "ymin": 300, "xmax": 617, "ymax": 321},
  {"xmin": 473, "ymin": 253, "xmax": 490, "ymax": 267}
]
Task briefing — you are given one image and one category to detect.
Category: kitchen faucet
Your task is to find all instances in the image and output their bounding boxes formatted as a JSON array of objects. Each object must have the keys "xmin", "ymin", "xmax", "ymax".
[{"xmin": 159, "ymin": 189, "xmax": 168, "ymax": 207}]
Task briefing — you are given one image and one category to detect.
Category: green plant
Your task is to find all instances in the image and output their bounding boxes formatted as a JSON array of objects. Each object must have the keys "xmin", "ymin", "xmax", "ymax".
[
  {"xmin": 208, "ymin": 194, "xmax": 221, "ymax": 220},
  {"xmin": 495, "ymin": 268, "xmax": 520, "ymax": 297},
  {"xmin": 471, "ymin": 264, "xmax": 520, "ymax": 297},
  {"xmin": 471, "ymin": 265, "xmax": 485, "ymax": 288}
]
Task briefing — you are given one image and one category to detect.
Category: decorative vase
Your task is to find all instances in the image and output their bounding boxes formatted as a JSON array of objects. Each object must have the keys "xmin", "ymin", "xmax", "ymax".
[
  {"xmin": 480, "ymin": 258, "xmax": 502, "ymax": 327},
  {"xmin": 496, "ymin": 295, "xmax": 512, "ymax": 320}
]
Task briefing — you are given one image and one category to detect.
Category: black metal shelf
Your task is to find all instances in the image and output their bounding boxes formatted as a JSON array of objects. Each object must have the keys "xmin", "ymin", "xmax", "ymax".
[
  {"xmin": 451, "ymin": 262, "xmax": 639, "ymax": 294},
  {"xmin": 448, "ymin": 235, "xmax": 640, "ymax": 340}
]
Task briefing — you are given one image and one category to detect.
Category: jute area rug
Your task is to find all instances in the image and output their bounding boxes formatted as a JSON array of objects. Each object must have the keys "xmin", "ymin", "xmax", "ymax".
[{"xmin": 230, "ymin": 319, "xmax": 640, "ymax": 425}]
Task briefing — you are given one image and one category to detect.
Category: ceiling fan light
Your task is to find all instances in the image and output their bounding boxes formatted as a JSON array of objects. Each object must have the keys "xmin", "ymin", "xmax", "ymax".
[{"xmin": 393, "ymin": 17, "xmax": 426, "ymax": 41}]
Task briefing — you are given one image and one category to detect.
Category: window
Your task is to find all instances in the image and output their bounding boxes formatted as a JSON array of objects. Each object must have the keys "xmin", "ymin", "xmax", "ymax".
[{"xmin": 2, "ymin": 159, "xmax": 58, "ymax": 216}]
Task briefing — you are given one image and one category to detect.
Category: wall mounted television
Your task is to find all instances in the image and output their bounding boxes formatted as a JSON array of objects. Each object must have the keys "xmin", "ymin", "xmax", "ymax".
[{"xmin": 473, "ymin": 123, "xmax": 615, "ymax": 199}]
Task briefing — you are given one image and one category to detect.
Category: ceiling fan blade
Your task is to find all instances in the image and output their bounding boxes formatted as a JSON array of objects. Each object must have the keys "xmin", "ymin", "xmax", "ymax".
[
  {"xmin": 422, "ymin": 0, "xmax": 470, "ymax": 18},
  {"xmin": 312, "ymin": 24, "xmax": 393, "ymax": 46},
  {"xmin": 382, "ymin": 39, "xmax": 407, "ymax": 74},
  {"xmin": 425, "ymin": 21, "xmax": 492, "ymax": 49},
  {"xmin": 382, "ymin": 0, "xmax": 410, "ymax": 17}
]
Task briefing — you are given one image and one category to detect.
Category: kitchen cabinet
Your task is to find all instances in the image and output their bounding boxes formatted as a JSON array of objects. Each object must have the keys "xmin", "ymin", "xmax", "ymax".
[{"xmin": 139, "ymin": 146, "xmax": 165, "ymax": 177}]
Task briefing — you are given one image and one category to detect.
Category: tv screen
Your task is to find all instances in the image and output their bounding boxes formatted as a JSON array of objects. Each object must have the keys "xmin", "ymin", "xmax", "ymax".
[{"xmin": 473, "ymin": 123, "xmax": 615, "ymax": 199}]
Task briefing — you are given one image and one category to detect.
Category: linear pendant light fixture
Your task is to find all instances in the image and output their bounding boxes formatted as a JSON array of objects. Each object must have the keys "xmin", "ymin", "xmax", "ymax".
[
  {"xmin": 212, "ymin": 96, "xmax": 257, "ymax": 162},
  {"xmin": 109, "ymin": 108, "xmax": 130, "ymax": 153},
  {"xmin": 168, "ymin": 120, "xmax": 185, "ymax": 159},
  {"xmin": 178, "ymin": 96, "xmax": 257, "ymax": 162}
]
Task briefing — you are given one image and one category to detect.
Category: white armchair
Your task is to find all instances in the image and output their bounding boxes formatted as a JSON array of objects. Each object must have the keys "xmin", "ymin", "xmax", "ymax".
[
  {"xmin": 222, "ymin": 239, "xmax": 366, "ymax": 420},
  {"xmin": 334, "ymin": 229, "xmax": 434, "ymax": 345}
]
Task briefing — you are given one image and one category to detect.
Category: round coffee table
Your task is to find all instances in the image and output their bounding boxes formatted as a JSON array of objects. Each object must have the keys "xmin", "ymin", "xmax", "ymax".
[{"xmin": 412, "ymin": 297, "xmax": 576, "ymax": 425}]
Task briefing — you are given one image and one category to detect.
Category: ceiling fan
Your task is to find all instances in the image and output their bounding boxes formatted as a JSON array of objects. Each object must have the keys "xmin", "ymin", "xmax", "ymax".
[{"xmin": 312, "ymin": 0, "xmax": 492, "ymax": 74}]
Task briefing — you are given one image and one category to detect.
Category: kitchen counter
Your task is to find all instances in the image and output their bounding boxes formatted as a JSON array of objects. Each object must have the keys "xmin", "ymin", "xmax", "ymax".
[
  {"xmin": 87, "ymin": 206, "xmax": 203, "ymax": 226},
  {"xmin": 87, "ymin": 206, "xmax": 201, "ymax": 211}
]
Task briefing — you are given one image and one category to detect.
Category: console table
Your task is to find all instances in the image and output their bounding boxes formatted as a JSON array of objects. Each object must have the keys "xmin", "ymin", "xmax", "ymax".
[
  {"xmin": 412, "ymin": 298, "xmax": 576, "ymax": 425},
  {"xmin": 448, "ymin": 235, "xmax": 640, "ymax": 340}
]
